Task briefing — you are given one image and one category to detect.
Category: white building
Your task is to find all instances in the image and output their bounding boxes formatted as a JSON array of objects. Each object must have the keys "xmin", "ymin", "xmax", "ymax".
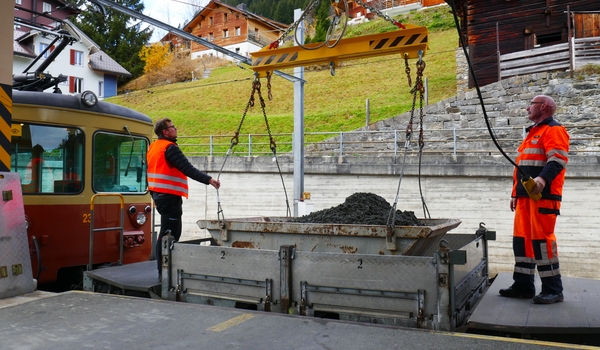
[{"xmin": 13, "ymin": 20, "xmax": 130, "ymax": 98}]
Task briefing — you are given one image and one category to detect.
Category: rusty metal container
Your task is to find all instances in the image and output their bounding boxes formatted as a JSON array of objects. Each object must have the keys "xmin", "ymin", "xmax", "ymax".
[{"xmin": 197, "ymin": 217, "xmax": 461, "ymax": 256}]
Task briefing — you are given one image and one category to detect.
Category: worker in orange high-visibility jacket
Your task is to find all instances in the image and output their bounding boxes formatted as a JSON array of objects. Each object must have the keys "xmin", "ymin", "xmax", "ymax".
[
  {"xmin": 499, "ymin": 95, "xmax": 569, "ymax": 305},
  {"xmin": 147, "ymin": 118, "xmax": 220, "ymax": 281}
]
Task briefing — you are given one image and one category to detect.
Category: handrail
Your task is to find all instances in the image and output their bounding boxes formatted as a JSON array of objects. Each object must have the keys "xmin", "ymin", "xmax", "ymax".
[
  {"xmin": 88, "ymin": 193, "xmax": 125, "ymax": 271},
  {"xmin": 166, "ymin": 125, "xmax": 600, "ymax": 158}
]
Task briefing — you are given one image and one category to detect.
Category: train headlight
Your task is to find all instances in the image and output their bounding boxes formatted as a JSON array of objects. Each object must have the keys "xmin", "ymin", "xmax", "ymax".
[
  {"xmin": 81, "ymin": 90, "xmax": 98, "ymax": 107},
  {"xmin": 135, "ymin": 212, "xmax": 147, "ymax": 226},
  {"xmin": 128, "ymin": 205, "xmax": 137, "ymax": 215}
]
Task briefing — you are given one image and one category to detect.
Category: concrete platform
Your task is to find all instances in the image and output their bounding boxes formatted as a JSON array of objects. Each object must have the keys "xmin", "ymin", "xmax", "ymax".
[
  {"xmin": 0, "ymin": 291, "xmax": 589, "ymax": 350},
  {"xmin": 84, "ymin": 260, "xmax": 160, "ymax": 293},
  {"xmin": 468, "ymin": 272, "xmax": 600, "ymax": 335}
]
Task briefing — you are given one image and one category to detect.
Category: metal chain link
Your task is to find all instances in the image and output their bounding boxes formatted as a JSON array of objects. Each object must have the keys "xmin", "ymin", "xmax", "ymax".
[
  {"xmin": 354, "ymin": 0, "xmax": 406, "ymax": 29},
  {"xmin": 266, "ymin": 71, "xmax": 273, "ymax": 101},
  {"xmin": 272, "ymin": 0, "xmax": 322, "ymax": 47},
  {"xmin": 403, "ymin": 53, "xmax": 412, "ymax": 88}
]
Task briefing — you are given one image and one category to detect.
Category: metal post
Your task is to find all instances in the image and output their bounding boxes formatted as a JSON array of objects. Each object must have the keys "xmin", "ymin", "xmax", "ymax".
[
  {"xmin": 339, "ymin": 132, "xmax": 344, "ymax": 157},
  {"xmin": 293, "ymin": 8, "xmax": 306, "ymax": 217},
  {"xmin": 210, "ymin": 135, "xmax": 213, "ymax": 156},
  {"xmin": 366, "ymin": 98, "xmax": 370, "ymax": 125},
  {"xmin": 0, "ymin": 1, "xmax": 13, "ymax": 171},
  {"xmin": 453, "ymin": 128, "xmax": 457, "ymax": 156},
  {"xmin": 248, "ymin": 134, "xmax": 252, "ymax": 157}
]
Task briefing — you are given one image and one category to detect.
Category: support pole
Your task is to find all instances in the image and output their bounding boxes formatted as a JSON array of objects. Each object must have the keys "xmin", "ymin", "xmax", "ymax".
[{"xmin": 293, "ymin": 8, "xmax": 305, "ymax": 217}]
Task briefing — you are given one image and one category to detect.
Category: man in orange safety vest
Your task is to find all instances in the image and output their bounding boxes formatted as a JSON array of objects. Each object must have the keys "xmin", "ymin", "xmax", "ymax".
[
  {"xmin": 147, "ymin": 118, "xmax": 220, "ymax": 280},
  {"xmin": 499, "ymin": 95, "xmax": 569, "ymax": 304}
]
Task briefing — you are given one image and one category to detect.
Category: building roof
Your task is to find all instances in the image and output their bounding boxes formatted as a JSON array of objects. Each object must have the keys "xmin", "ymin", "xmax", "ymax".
[
  {"xmin": 184, "ymin": 0, "xmax": 288, "ymax": 33},
  {"xmin": 13, "ymin": 30, "xmax": 36, "ymax": 58},
  {"xmin": 88, "ymin": 51, "xmax": 132, "ymax": 77}
]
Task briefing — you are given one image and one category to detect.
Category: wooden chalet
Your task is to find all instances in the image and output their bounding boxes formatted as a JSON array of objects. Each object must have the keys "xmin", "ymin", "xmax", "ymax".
[
  {"xmin": 447, "ymin": 0, "xmax": 600, "ymax": 87},
  {"xmin": 181, "ymin": 0, "xmax": 288, "ymax": 61},
  {"xmin": 14, "ymin": 0, "xmax": 80, "ymax": 30}
]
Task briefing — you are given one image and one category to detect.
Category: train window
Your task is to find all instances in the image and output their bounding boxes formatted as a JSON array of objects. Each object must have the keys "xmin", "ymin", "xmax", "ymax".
[
  {"xmin": 10, "ymin": 123, "xmax": 84, "ymax": 195},
  {"xmin": 93, "ymin": 132, "xmax": 148, "ymax": 193}
]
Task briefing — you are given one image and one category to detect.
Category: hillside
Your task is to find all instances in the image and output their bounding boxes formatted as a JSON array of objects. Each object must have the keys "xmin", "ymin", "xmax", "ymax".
[{"xmin": 108, "ymin": 5, "xmax": 459, "ymax": 152}]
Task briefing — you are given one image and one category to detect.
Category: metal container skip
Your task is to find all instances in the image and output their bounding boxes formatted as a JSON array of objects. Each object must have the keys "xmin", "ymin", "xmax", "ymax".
[{"xmin": 197, "ymin": 217, "xmax": 461, "ymax": 256}]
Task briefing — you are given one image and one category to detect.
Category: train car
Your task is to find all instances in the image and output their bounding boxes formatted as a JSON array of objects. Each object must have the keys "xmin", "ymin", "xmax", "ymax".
[{"xmin": 9, "ymin": 90, "xmax": 153, "ymax": 289}]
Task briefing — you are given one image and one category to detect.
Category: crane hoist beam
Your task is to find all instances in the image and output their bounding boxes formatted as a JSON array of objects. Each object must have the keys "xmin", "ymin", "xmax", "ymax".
[{"xmin": 250, "ymin": 24, "xmax": 429, "ymax": 77}]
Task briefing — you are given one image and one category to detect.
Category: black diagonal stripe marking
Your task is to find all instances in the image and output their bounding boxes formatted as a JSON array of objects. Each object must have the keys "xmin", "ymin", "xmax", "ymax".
[
  {"xmin": 290, "ymin": 52, "xmax": 298, "ymax": 62},
  {"xmin": 254, "ymin": 57, "xmax": 264, "ymax": 66},
  {"xmin": 422, "ymin": 35, "xmax": 428, "ymax": 43},
  {"xmin": 374, "ymin": 38, "xmax": 389, "ymax": 50},
  {"xmin": 389, "ymin": 36, "xmax": 405, "ymax": 48},
  {"xmin": 277, "ymin": 53, "xmax": 289, "ymax": 63},
  {"xmin": 405, "ymin": 34, "xmax": 421, "ymax": 45},
  {"xmin": 265, "ymin": 55, "xmax": 276, "ymax": 65}
]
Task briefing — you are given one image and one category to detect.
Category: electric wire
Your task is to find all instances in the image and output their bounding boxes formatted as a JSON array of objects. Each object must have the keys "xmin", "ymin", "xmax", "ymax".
[{"xmin": 448, "ymin": 0, "xmax": 528, "ymax": 178}]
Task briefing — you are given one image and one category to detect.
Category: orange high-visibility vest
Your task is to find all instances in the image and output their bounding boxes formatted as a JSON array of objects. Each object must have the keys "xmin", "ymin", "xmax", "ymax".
[
  {"xmin": 512, "ymin": 118, "xmax": 569, "ymax": 200},
  {"xmin": 147, "ymin": 139, "xmax": 189, "ymax": 198}
]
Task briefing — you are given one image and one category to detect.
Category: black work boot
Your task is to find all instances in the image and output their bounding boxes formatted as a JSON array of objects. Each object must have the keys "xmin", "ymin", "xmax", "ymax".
[
  {"xmin": 533, "ymin": 292, "xmax": 564, "ymax": 304},
  {"xmin": 499, "ymin": 285, "xmax": 535, "ymax": 298}
]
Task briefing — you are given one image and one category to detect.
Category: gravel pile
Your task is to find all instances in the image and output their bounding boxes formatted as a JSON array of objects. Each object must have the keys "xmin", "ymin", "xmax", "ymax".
[{"xmin": 292, "ymin": 192, "xmax": 422, "ymax": 226}]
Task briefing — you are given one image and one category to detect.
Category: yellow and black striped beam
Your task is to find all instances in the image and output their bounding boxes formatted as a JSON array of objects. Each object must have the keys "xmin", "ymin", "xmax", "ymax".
[
  {"xmin": 0, "ymin": 84, "xmax": 12, "ymax": 171},
  {"xmin": 251, "ymin": 24, "xmax": 428, "ymax": 77}
]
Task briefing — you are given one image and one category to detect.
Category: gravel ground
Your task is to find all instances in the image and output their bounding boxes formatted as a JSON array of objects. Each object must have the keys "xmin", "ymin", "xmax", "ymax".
[{"xmin": 291, "ymin": 192, "xmax": 422, "ymax": 226}]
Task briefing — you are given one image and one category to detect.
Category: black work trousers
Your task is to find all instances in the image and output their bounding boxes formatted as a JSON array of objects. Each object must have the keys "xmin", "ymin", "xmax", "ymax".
[{"xmin": 151, "ymin": 192, "xmax": 183, "ymax": 273}]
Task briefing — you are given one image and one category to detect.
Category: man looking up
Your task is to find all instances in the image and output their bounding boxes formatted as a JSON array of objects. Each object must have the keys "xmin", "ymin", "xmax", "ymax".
[{"xmin": 499, "ymin": 95, "xmax": 569, "ymax": 304}]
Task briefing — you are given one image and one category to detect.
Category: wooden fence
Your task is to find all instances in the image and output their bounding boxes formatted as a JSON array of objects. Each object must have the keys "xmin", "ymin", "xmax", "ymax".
[{"xmin": 499, "ymin": 36, "xmax": 600, "ymax": 79}]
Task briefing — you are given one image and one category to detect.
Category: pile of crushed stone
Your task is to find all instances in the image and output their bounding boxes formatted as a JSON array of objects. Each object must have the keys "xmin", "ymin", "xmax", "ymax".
[{"xmin": 291, "ymin": 192, "xmax": 423, "ymax": 226}]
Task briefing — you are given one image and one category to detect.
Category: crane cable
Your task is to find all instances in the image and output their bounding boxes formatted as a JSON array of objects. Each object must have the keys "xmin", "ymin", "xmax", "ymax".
[
  {"xmin": 215, "ymin": 73, "xmax": 291, "ymax": 228},
  {"xmin": 448, "ymin": 0, "xmax": 540, "ymax": 200}
]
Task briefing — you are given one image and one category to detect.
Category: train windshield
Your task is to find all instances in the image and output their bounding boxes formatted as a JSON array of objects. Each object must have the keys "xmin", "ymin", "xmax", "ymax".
[
  {"xmin": 10, "ymin": 123, "xmax": 84, "ymax": 194},
  {"xmin": 93, "ymin": 132, "xmax": 148, "ymax": 193}
]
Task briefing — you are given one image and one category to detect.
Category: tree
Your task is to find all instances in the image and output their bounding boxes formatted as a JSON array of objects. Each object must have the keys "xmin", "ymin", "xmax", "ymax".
[
  {"xmin": 139, "ymin": 42, "xmax": 172, "ymax": 75},
  {"xmin": 73, "ymin": 0, "xmax": 153, "ymax": 84}
]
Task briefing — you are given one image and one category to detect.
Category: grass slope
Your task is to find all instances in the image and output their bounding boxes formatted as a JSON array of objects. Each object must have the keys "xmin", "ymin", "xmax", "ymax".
[{"xmin": 109, "ymin": 6, "xmax": 458, "ymax": 153}]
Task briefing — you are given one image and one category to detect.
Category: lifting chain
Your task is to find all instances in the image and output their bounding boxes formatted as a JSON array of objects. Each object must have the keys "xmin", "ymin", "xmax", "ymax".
[
  {"xmin": 354, "ymin": 0, "xmax": 406, "ymax": 29},
  {"xmin": 387, "ymin": 50, "xmax": 427, "ymax": 228},
  {"xmin": 216, "ymin": 75, "xmax": 291, "ymax": 221},
  {"xmin": 271, "ymin": 0, "xmax": 322, "ymax": 48}
]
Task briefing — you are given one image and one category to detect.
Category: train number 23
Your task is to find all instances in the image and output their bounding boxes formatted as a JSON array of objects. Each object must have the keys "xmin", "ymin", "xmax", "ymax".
[{"xmin": 83, "ymin": 213, "xmax": 91, "ymax": 223}]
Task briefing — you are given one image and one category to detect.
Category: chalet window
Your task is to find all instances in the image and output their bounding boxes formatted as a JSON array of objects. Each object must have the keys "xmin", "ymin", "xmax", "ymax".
[
  {"xmin": 224, "ymin": 13, "xmax": 228, "ymax": 23},
  {"xmin": 16, "ymin": 0, "xmax": 22, "ymax": 5},
  {"xmin": 42, "ymin": 2, "xmax": 52, "ymax": 13},
  {"xmin": 70, "ymin": 50, "xmax": 83, "ymax": 66},
  {"xmin": 208, "ymin": 33, "xmax": 214, "ymax": 41},
  {"xmin": 235, "ymin": 27, "xmax": 240, "ymax": 36},
  {"xmin": 98, "ymin": 81, "xmax": 103, "ymax": 97},
  {"xmin": 40, "ymin": 43, "xmax": 49, "ymax": 58},
  {"xmin": 69, "ymin": 77, "xmax": 83, "ymax": 94},
  {"xmin": 223, "ymin": 29, "xmax": 228, "ymax": 38},
  {"xmin": 209, "ymin": 17, "xmax": 213, "ymax": 26}
]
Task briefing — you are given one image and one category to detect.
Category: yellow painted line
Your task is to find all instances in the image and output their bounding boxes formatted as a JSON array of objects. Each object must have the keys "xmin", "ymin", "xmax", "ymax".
[
  {"xmin": 441, "ymin": 331, "xmax": 600, "ymax": 349},
  {"xmin": 208, "ymin": 313, "xmax": 254, "ymax": 332}
]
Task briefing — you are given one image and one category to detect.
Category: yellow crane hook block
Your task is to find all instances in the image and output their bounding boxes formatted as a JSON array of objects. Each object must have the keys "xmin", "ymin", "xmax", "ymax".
[{"xmin": 250, "ymin": 24, "xmax": 429, "ymax": 78}]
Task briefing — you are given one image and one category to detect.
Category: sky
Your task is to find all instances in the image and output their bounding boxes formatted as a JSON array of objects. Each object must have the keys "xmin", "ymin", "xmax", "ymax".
[{"xmin": 142, "ymin": 0, "xmax": 208, "ymax": 41}]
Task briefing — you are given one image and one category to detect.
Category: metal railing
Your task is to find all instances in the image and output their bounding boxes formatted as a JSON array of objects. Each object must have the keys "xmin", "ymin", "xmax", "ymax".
[{"xmin": 172, "ymin": 124, "xmax": 600, "ymax": 158}]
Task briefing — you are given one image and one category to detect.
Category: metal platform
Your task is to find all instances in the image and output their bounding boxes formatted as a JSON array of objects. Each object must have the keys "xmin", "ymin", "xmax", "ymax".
[
  {"xmin": 83, "ymin": 260, "xmax": 159, "ymax": 293},
  {"xmin": 468, "ymin": 272, "xmax": 600, "ymax": 335},
  {"xmin": 0, "ymin": 291, "xmax": 585, "ymax": 350}
]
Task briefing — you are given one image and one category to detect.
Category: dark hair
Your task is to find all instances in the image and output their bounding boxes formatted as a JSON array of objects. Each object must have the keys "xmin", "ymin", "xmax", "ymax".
[{"xmin": 154, "ymin": 117, "xmax": 172, "ymax": 137}]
